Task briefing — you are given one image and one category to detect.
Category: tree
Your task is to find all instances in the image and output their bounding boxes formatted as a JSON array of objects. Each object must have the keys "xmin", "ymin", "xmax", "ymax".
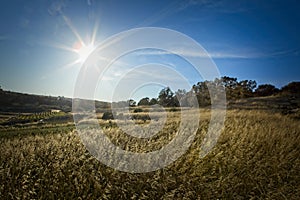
[
  {"xmin": 175, "ymin": 89, "xmax": 186, "ymax": 99},
  {"xmin": 127, "ymin": 99, "xmax": 136, "ymax": 107},
  {"xmin": 102, "ymin": 111, "xmax": 115, "ymax": 120},
  {"xmin": 149, "ymin": 98, "xmax": 158, "ymax": 105},
  {"xmin": 176, "ymin": 89, "xmax": 199, "ymax": 107},
  {"xmin": 221, "ymin": 76, "xmax": 238, "ymax": 89},
  {"xmin": 175, "ymin": 89, "xmax": 187, "ymax": 106},
  {"xmin": 158, "ymin": 87, "xmax": 179, "ymax": 107},
  {"xmin": 281, "ymin": 82, "xmax": 300, "ymax": 95},
  {"xmin": 220, "ymin": 76, "xmax": 238, "ymax": 99},
  {"xmin": 236, "ymin": 80, "xmax": 257, "ymax": 98},
  {"xmin": 192, "ymin": 81, "xmax": 211, "ymax": 106},
  {"xmin": 137, "ymin": 97, "xmax": 150, "ymax": 106},
  {"xmin": 255, "ymin": 84, "xmax": 279, "ymax": 96}
]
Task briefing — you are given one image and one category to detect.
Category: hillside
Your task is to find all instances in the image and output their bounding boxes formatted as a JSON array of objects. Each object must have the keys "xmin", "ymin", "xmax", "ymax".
[
  {"xmin": 227, "ymin": 94, "xmax": 300, "ymax": 118},
  {"xmin": 0, "ymin": 89, "xmax": 110, "ymax": 113},
  {"xmin": 0, "ymin": 86, "xmax": 299, "ymax": 118}
]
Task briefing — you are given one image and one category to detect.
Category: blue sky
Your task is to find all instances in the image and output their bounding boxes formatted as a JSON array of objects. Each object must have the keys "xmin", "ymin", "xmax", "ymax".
[{"xmin": 0, "ymin": 0, "xmax": 299, "ymax": 101}]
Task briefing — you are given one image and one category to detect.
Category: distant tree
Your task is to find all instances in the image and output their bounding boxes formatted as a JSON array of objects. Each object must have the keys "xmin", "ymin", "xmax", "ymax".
[
  {"xmin": 281, "ymin": 82, "xmax": 300, "ymax": 95},
  {"xmin": 175, "ymin": 89, "xmax": 187, "ymax": 106},
  {"xmin": 102, "ymin": 111, "xmax": 115, "ymax": 120},
  {"xmin": 127, "ymin": 99, "xmax": 136, "ymax": 107},
  {"xmin": 149, "ymin": 98, "xmax": 158, "ymax": 105},
  {"xmin": 158, "ymin": 87, "xmax": 179, "ymax": 107},
  {"xmin": 138, "ymin": 97, "xmax": 150, "ymax": 106},
  {"xmin": 255, "ymin": 84, "xmax": 279, "ymax": 96},
  {"xmin": 221, "ymin": 76, "xmax": 238, "ymax": 89},
  {"xmin": 192, "ymin": 81, "xmax": 211, "ymax": 106},
  {"xmin": 175, "ymin": 89, "xmax": 186, "ymax": 99},
  {"xmin": 220, "ymin": 76, "xmax": 238, "ymax": 99},
  {"xmin": 173, "ymin": 88, "xmax": 199, "ymax": 107},
  {"xmin": 236, "ymin": 80, "xmax": 257, "ymax": 98}
]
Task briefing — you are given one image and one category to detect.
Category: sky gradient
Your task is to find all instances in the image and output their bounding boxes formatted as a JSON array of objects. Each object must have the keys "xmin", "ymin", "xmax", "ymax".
[{"xmin": 0, "ymin": 0, "xmax": 299, "ymax": 101}]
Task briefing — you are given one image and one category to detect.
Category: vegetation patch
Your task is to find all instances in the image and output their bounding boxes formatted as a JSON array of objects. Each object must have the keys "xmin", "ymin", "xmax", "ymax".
[{"xmin": 0, "ymin": 110, "xmax": 299, "ymax": 199}]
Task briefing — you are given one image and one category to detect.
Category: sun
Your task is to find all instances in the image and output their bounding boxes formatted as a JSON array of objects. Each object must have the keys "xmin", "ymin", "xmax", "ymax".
[
  {"xmin": 48, "ymin": 15, "xmax": 99, "ymax": 69},
  {"xmin": 75, "ymin": 43, "xmax": 95, "ymax": 63}
]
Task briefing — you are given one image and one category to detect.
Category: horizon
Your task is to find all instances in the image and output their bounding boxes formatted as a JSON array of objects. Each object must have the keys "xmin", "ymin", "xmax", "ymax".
[
  {"xmin": 0, "ymin": 1, "xmax": 300, "ymax": 102},
  {"xmin": 1, "ymin": 76, "xmax": 298, "ymax": 104}
]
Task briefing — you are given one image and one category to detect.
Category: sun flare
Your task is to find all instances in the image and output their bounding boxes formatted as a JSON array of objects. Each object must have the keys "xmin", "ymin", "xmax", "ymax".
[
  {"xmin": 75, "ymin": 43, "xmax": 95, "ymax": 63},
  {"xmin": 49, "ymin": 15, "xmax": 99, "ymax": 69}
]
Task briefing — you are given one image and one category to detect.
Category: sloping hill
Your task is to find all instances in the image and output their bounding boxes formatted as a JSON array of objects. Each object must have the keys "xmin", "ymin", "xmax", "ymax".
[
  {"xmin": 228, "ymin": 94, "xmax": 300, "ymax": 118},
  {"xmin": 0, "ymin": 89, "xmax": 110, "ymax": 113},
  {"xmin": 0, "ymin": 89, "xmax": 72, "ymax": 113}
]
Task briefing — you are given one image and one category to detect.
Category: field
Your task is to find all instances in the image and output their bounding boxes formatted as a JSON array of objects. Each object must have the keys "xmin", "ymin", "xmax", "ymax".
[{"xmin": 0, "ymin": 107, "xmax": 299, "ymax": 199}]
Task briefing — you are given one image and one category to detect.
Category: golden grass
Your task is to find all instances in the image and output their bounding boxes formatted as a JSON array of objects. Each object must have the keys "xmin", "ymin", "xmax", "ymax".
[{"xmin": 0, "ymin": 109, "xmax": 299, "ymax": 199}]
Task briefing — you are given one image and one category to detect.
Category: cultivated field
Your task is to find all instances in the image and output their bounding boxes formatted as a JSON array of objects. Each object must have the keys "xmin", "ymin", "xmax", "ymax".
[{"xmin": 0, "ymin": 108, "xmax": 299, "ymax": 199}]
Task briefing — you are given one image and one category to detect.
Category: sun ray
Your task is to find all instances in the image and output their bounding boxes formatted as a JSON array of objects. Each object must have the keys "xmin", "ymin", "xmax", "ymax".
[
  {"xmin": 62, "ymin": 15, "xmax": 85, "ymax": 46},
  {"xmin": 91, "ymin": 20, "xmax": 99, "ymax": 46},
  {"xmin": 59, "ymin": 59, "xmax": 81, "ymax": 71},
  {"xmin": 44, "ymin": 14, "xmax": 100, "ymax": 70},
  {"xmin": 46, "ymin": 41, "xmax": 78, "ymax": 53}
]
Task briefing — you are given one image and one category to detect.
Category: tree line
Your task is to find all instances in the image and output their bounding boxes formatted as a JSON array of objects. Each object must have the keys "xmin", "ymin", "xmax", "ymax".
[{"xmin": 130, "ymin": 76, "xmax": 300, "ymax": 107}]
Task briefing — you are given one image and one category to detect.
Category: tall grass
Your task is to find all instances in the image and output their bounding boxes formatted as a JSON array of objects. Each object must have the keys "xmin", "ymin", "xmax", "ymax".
[{"xmin": 0, "ymin": 109, "xmax": 299, "ymax": 199}]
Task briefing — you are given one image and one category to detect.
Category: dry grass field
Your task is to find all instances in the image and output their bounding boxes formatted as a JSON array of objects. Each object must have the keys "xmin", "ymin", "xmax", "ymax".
[{"xmin": 0, "ymin": 108, "xmax": 299, "ymax": 199}]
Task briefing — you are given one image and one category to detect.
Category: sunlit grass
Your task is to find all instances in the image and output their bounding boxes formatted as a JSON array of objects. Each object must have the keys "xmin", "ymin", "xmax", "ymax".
[{"xmin": 0, "ymin": 109, "xmax": 299, "ymax": 199}]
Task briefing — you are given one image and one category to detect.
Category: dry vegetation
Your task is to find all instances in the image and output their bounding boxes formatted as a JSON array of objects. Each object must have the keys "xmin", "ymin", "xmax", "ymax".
[{"xmin": 0, "ymin": 109, "xmax": 299, "ymax": 199}]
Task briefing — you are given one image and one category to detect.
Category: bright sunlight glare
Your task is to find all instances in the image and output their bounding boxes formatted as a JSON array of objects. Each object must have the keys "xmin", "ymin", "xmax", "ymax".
[
  {"xmin": 76, "ymin": 43, "xmax": 95, "ymax": 63},
  {"xmin": 47, "ymin": 15, "xmax": 99, "ymax": 69}
]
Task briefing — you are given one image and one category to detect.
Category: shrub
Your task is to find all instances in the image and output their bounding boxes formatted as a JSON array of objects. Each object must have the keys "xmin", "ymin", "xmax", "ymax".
[
  {"xmin": 169, "ymin": 107, "xmax": 180, "ymax": 112},
  {"xmin": 102, "ymin": 111, "xmax": 115, "ymax": 120},
  {"xmin": 131, "ymin": 114, "xmax": 150, "ymax": 121},
  {"xmin": 133, "ymin": 108, "xmax": 143, "ymax": 113}
]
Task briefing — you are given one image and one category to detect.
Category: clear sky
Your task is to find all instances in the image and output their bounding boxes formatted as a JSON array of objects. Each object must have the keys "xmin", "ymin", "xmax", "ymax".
[{"xmin": 0, "ymin": 0, "xmax": 299, "ymax": 101}]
